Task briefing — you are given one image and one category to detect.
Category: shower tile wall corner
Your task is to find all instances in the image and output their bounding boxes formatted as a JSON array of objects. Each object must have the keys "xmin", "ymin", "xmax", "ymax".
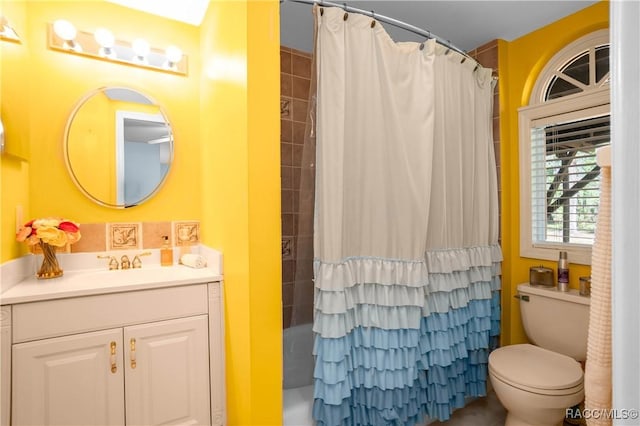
[{"xmin": 281, "ymin": 46, "xmax": 313, "ymax": 329}]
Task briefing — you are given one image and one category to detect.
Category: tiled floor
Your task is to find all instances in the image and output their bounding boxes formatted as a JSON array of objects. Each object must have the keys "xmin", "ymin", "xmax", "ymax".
[
  {"xmin": 428, "ymin": 390, "xmax": 506, "ymax": 426},
  {"xmin": 428, "ymin": 391, "xmax": 582, "ymax": 426},
  {"xmin": 284, "ymin": 384, "xmax": 580, "ymax": 426}
]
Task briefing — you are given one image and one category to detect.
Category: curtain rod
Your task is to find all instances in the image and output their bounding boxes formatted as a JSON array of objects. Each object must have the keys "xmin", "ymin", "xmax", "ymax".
[{"xmin": 283, "ymin": 0, "xmax": 478, "ymax": 64}]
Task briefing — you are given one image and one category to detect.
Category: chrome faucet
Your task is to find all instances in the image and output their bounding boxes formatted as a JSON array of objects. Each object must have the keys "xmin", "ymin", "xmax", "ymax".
[{"xmin": 97, "ymin": 255, "xmax": 119, "ymax": 270}]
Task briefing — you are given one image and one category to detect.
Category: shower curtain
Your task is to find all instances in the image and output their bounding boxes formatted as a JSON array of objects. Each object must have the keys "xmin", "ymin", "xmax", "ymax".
[{"xmin": 312, "ymin": 7, "xmax": 501, "ymax": 426}]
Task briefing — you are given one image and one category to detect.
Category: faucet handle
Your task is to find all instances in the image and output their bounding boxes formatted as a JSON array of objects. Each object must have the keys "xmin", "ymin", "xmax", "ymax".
[
  {"xmin": 98, "ymin": 255, "xmax": 119, "ymax": 270},
  {"xmin": 132, "ymin": 251, "xmax": 151, "ymax": 269},
  {"xmin": 120, "ymin": 255, "xmax": 131, "ymax": 270}
]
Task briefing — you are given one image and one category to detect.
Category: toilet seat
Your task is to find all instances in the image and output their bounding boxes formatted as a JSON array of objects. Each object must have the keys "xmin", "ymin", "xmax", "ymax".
[{"xmin": 489, "ymin": 344, "xmax": 583, "ymax": 396}]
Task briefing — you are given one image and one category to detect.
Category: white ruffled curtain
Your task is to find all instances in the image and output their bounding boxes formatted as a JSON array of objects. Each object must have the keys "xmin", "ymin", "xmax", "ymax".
[{"xmin": 312, "ymin": 7, "xmax": 501, "ymax": 426}]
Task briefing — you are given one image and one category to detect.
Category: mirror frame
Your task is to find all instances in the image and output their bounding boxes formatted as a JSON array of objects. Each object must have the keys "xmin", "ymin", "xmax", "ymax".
[
  {"xmin": 0, "ymin": 118, "xmax": 4, "ymax": 154},
  {"xmin": 63, "ymin": 86, "xmax": 174, "ymax": 209}
]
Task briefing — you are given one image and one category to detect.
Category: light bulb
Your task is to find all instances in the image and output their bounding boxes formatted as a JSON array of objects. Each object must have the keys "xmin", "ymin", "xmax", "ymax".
[
  {"xmin": 165, "ymin": 45, "xmax": 182, "ymax": 64},
  {"xmin": 94, "ymin": 28, "xmax": 114, "ymax": 48},
  {"xmin": 0, "ymin": 22, "xmax": 19, "ymax": 41},
  {"xmin": 53, "ymin": 19, "xmax": 76, "ymax": 41},
  {"xmin": 132, "ymin": 38, "xmax": 150, "ymax": 58},
  {"xmin": 53, "ymin": 19, "xmax": 81, "ymax": 52},
  {"xmin": 94, "ymin": 28, "xmax": 116, "ymax": 59}
]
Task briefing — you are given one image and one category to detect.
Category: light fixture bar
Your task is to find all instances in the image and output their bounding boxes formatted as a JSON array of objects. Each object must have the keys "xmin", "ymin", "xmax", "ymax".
[{"xmin": 47, "ymin": 22, "xmax": 188, "ymax": 76}]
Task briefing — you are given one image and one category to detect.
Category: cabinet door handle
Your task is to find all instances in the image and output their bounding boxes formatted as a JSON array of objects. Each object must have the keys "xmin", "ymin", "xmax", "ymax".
[
  {"xmin": 130, "ymin": 338, "xmax": 137, "ymax": 369},
  {"xmin": 110, "ymin": 341, "xmax": 117, "ymax": 373}
]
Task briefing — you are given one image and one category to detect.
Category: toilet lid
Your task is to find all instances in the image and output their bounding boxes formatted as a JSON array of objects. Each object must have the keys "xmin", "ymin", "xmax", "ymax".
[{"xmin": 489, "ymin": 344, "xmax": 583, "ymax": 390}]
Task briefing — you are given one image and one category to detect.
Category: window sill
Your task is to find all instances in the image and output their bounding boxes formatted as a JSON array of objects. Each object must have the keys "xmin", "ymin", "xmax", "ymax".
[{"xmin": 520, "ymin": 243, "xmax": 592, "ymax": 265}]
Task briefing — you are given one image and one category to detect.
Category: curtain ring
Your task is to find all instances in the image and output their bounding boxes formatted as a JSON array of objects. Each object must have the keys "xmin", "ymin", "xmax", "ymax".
[
  {"xmin": 473, "ymin": 65, "xmax": 479, "ymax": 72},
  {"xmin": 343, "ymin": 12, "xmax": 348, "ymax": 20},
  {"xmin": 320, "ymin": 7, "xmax": 324, "ymax": 16},
  {"xmin": 460, "ymin": 57, "xmax": 466, "ymax": 64},
  {"xmin": 370, "ymin": 10, "xmax": 375, "ymax": 28},
  {"xmin": 371, "ymin": 20, "xmax": 375, "ymax": 28},
  {"xmin": 419, "ymin": 43, "xmax": 425, "ymax": 51}
]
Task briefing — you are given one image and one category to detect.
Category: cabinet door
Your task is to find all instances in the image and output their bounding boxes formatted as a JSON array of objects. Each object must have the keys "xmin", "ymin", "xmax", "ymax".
[
  {"xmin": 124, "ymin": 315, "xmax": 210, "ymax": 425},
  {"xmin": 12, "ymin": 328, "xmax": 125, "ymax": 425}
]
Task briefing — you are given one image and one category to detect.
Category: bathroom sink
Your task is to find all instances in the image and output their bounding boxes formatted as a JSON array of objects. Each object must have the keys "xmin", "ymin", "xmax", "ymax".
[
  {"xmin": 1, "ymin": 264, "xmax": 220, "ymax": 305},
  {"xmin": 67, "ymin": 266, "xmax": 184, "ymax": 285}
]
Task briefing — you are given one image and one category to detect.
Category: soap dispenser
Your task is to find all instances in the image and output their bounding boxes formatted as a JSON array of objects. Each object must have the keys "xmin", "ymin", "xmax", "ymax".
[{"xmin": 160, "ymin": 236, "xmax": 173, "ymax": 267}]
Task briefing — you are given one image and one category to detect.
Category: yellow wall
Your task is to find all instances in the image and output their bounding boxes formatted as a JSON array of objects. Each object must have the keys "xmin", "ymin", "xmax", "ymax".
[
  {"xmin": 1, "ymin": 0, "xmax": 282, "ymax": 424},
  {"xmin": 200, "ymin": 1, "xmax": 282, "ymax": 424},
  {"xmin": 246, "ymin": 3, "xmax": 282, "ymax": 423},
  {"xmin": 500, "ymin": 1, "xmax": 609, "ymax": 345},
  {"xmin": 1, "ymin": 0, "xmax": 30, "ymax": 261}
]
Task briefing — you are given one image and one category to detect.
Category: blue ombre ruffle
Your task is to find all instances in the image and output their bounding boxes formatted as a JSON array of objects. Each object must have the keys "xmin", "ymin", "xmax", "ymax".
[
  {"xmin": 313, "ymin": 354, "xmax": 493, "ymax": 426},
  {"xmin": 313, "ymin": 244, "xmax": 502, "ymax": 425}
]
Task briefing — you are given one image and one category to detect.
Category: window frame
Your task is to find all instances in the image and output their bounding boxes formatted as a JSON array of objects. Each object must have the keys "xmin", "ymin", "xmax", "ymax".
[
  {"xmin": 519, "ymin": 89, "xmax": 610, "ymax": 264},
  {"xmin": 519, "ymin": 30, "xmax": 610, "ymax": 265}
]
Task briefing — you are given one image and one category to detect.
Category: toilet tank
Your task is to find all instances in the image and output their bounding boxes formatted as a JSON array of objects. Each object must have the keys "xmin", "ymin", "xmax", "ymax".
[{"xmin": 517, "ymin": 283, "xmax": 590, "ymax": 361}]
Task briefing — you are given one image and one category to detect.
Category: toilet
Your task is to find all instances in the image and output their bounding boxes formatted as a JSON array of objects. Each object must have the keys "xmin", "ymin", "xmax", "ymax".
[{"xmin": 489, "ymin": 283, "xmax": 590, "ymax": 426}]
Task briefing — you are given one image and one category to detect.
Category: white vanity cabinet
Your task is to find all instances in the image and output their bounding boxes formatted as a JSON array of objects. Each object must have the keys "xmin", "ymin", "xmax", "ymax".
[
  {"xmin": 1, "ymin": 278, "xmax": 225, "ymax": 426},
  {"xmin": 13, "ymin": 328, "xmax": 126, "ymax": 425}
]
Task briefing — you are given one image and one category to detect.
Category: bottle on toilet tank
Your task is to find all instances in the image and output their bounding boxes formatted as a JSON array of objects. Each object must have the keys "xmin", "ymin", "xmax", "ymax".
[{"xmin": 557, "ymin": 251, "xmax": 569, "ymax": 291}]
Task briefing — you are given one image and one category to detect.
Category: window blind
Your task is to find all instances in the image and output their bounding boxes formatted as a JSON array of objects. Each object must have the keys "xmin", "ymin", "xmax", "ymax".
[{"xmin": 530, "ymin": 114, "xmax": 610, "ymax": 245}]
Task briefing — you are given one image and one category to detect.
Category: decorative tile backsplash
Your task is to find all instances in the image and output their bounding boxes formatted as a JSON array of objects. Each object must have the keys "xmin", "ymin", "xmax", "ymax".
[
  {"xmin": 108, "ymin": 223, "xmax": 141, "ymax": 250},
  {"xmin": 66, "ymin": 221, "xmax": 200, "ymax": 253},
  {"xmin": 174, "ymin": 221, "xmax": 200, "ymax": 246}
]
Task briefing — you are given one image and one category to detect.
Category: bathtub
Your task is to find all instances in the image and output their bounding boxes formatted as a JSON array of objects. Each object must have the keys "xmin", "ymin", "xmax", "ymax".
[{"xmin": 283, "ymin": 323, "xmax": 315, "ymax": 425}]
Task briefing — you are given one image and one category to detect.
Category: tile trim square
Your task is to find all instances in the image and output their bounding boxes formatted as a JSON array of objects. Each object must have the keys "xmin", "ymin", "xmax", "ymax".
[
  {"xmin": 108, "ymin": 223, "xmax": 142, "ymax": 250},
  {"xmin": 174, "ymin": 221, "xmax": 200, "ymax": 246}
]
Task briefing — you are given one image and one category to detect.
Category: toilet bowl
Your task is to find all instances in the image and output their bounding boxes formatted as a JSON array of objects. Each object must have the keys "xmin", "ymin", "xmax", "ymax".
[
  {"xmin": 489, "ymin": 284, "xmax": 590, "ymax": 426},
  {"xmin": 489, "ymin": 344, "xmax": 584, "ymax": 426}
]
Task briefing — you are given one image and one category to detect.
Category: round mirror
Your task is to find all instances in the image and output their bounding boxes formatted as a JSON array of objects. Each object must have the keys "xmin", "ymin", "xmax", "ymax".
[{"xmin": 64, "ymin": 87, "xmax": 173, "ymax": 208}]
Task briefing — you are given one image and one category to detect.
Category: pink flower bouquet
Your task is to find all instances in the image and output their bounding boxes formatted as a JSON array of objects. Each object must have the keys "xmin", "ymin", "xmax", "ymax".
[{"xmin": 16, "ymin": 218, "xmax": 81, "ymax": 247}]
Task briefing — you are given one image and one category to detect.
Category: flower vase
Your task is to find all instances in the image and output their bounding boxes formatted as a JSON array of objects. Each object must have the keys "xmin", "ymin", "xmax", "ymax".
[{"xmin": 36, "ymin": 241, "xmax": 63, "ymax": 279}]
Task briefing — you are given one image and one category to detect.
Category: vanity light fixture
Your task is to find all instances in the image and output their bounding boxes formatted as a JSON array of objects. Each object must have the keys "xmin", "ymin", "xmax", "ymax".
[
  {"xmin": 47, "ymin": 21, "xmax": 188, "ymax": 76},
  {"xmin": 94, "ymin": 28, "xmax": 116, "ymax": 59},
  {"xmin": 53, "ymin": 19, "xmax": 82, "ymax": 52},
  {"xmin": 0, "ymin": 16, "xmax": 20, "ymax": 43}
]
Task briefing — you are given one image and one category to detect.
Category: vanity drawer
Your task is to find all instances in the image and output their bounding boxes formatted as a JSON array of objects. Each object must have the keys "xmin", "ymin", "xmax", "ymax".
[{"xmin": 12, "ymin": 284, "xmax": 208, "ymax": 343}]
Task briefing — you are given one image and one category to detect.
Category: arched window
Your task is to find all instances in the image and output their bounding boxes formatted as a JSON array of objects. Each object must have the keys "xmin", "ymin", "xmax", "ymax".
[{"xmin": 519, "ymin": 30, "xmax": 610, "ymax": 265}]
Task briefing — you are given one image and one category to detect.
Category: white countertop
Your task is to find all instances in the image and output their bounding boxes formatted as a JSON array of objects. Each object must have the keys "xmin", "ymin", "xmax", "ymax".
[
  {"xmin": 1, "ymin": 266, "xmax": 221, "ymax": 305},
  {"xmin": 0, "ymin": 245, "xmax": 223, "ymax": 305}
]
